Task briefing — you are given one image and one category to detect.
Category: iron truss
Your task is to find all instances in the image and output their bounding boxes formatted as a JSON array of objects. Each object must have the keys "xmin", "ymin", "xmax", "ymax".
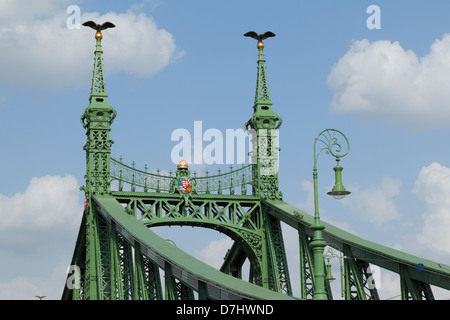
[{"xmin": 64, "ymin": 26, "xmax": 450, "ymax": 300}]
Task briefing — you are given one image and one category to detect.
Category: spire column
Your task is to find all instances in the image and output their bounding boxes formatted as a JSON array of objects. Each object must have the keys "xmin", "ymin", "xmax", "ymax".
[
  {"xmin": 244, "ymin": 32, "xmax": 283, "ymax": 200},
  {"xmin": 80, "ymin": 25, "xmax": 117, "ymax": 195}
]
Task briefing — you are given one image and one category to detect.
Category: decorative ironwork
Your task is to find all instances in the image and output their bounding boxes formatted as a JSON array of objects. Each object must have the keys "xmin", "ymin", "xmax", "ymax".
[
  {"xmin": 243, "ymin": 33, "xmax": 283, "ymax": 200},
  {"xmin": 243, "ymin": 31, "xmax": 276, "ymax": 104},
  {"xmin": 310, "ymin": 128, "xmax": 351, "ymax": 300},
  {"xmin": 110, "ymin": 157, "xmax": 256, "ymax": 195},
  {"xmin": 64, "ymin": 26, "xmax": 450, "ymax": 301},
  {"xmin": 314, "ymin": 129, "xmax": 350, "ymax": 163}
]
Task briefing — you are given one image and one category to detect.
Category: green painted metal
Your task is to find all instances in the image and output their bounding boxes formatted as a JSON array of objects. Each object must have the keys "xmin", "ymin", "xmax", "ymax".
[
  {"xmin": 111, "ymin": 157, "xmax": 254, "ymax": 195},
  {"xmin": 80, "ymin": 32, "xmax": 116, "ymax": 196},
  {"xmin": 62, "ymin": 214, "xmax": 86, "ymax": 300},
  {"xmin": 244, "ymin": 35, "xmax": 282, "ymax": 201},
  {"xmin": 298, "ymin": 224, "xmax": 315, "ymax": 299},
  {"xmin": 343, "ymin": 244, "xmax": 380, "ymax": 300},
  {"xmin": 75, "ymin": 31, "xmax": 119, "ymax": 299},
  {"xmin": 63, "ymin": 26, "xmax": 450, "ymax": 300},
  {"xmin": 263, "ymin": 211, "xmax": 292, "ymax": 295},
  {"xmin": 198, "ymin": 281, "xmax": 209, "ymax": 300},
  {"xmin": 164, "ymin": 262, "xmax": 177, "ymax": 300},
  {"xmin": 311, "ymin": 129, "xmax": 350, "ymax": 300},
  {"xmin": 220, "ymin": 241, "xmax": 248, "ymax": 279},
  {"xmin": 264, "ymin": 199, "xmax": 450, "ymax": 298},
  {"xmin": 400, "ymin": 264, "xmax": 435, "ymax": 300},
  {"xmin": 111, "ymin": 193, "xmax": 265, "ymax": 270},
  {"xmin": 95, "ymin": 195, "xmax": 295, "ymax": 300},
  {"xmin": 297, "ymin": 223, "xmax": 334, "ymax": 300},
  {"xmin": 69, "ymin": 28, "xmax": 295, "ymax": 299},
  {"xmin": 109, "ymin": 189, "xmax": 296, "ymax": 294},
  {"xmin": 63, "ymin": 194, "xmax": 294, "ymax": 300}
]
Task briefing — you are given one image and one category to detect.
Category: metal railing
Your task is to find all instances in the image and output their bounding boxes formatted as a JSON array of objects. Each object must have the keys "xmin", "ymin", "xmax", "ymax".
[{"xmin": 110, "ymin": 157, "xmax": 256, "ymax": 195}]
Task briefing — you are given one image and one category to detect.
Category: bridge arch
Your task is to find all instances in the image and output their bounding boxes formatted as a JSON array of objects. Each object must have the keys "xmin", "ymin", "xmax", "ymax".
[
  {"xmin": 149, "ymin": 223, "xmax": 260, "ymax": 284},
  {"xmin": 112, "ymin": 191, "xmax": 269, "ymax": 287}
]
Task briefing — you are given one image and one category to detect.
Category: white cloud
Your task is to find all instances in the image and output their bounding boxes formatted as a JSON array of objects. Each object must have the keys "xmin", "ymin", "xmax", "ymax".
[
  {"xmin": 0, "ymin": 175, "xmax": 81, "ymax": 231},
  {"xmin": 0, "ymin": 1, "xmax": 184, "ymax": 87},
  {"xmin": 296, "ymin": 180, "xmax": 315, "ymax": 213},
  {"xmin": 0, "ymin": 0, "xmax": 69, "ymax": 23},
  {"xmin": 0, "ymin": 276, "xmax": 46, "ymax": 300},
  {"xmin": 0, "ymin": 174, "xmax": 83, "ymax": 255},
  {"xmin": 195, "ymin": 237, "xmax": 233, "ymax": 269},
  {"xmin": 413, "ymin": 162, "xmax": 450, "ymax": 255},
  {"xmin": 87, "ymin": 9, "xmax": 185, "ymax": 77},
  {"xmin": 377, "ymin": 269, "xmax": 401, "ymax": 300},
  {"xmin": 0, "ymin": 174, "xmax": 82, "ymax": 299},
  {"xmin": 327, "ymin": 35, "xmax": 450, "ymax": 129},
  {"xmin": 341, "ymin": 177, "xmax": 402, "ymax": 227},
  {"xmin": 0, "ymin": 257, "xmax": 71, "ymax": 300}
]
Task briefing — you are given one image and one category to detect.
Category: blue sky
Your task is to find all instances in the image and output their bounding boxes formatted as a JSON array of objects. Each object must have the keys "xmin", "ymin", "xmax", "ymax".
[{"xmin": 1, "ymin": 0, "xmax": 450, "ymax": 299}]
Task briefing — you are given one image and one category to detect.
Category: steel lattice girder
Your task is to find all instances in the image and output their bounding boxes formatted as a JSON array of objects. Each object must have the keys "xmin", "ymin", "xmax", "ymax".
[
  {"xmin": 112, "ymin": 192, "xmax": 293, "ymax": 295},
  {"xmin": 264, "ymin": 199, "xmax": 450, "ymax": 299},
  {"xmin": 219, "ymin": 210, "xmax": 293, "ymax": 296},
  {"xmin": 112, "ymin": 193, "xmax": 262, "ymax": 231},
  {"xmin": 63, "ymin": 203, "xmax": 164, "ymax": 300},
  {"xmin": 112, "ymin": 193, "xmax": 267, "ymax": 282},
  {"xmin": 297, "ymin": 224, "xmax": 333, "ymax": 300},
  {"xmin": 63, "ymin": 195, "xmax": 296, "ymax": 300},
  {"xmin": 400, "ymin": 264, "xmax": 434, "ymax": 300},
  {"xmin": 263, "ymin": 211, "xmax": 292, "ymax": 295},
  {"xmin": 220, "ymin": 241, "xmax": 247, "ymax": 279},
  {"xmin": 298, "ymin": 224, "xmax": 315, "ymax": 299},
  {"xmin": 343, "ymin": 244, "xmax": 380, "ymax": 300}
]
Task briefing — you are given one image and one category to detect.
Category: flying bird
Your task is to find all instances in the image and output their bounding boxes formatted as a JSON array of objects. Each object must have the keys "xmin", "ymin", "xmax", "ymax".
[
  {"xmin": 82, "ymin": 21, "xmax": 116, "ymax": 32},
  {"xmin": 244, "ymin": 31, "xmax": 276, "ymax": 41}
]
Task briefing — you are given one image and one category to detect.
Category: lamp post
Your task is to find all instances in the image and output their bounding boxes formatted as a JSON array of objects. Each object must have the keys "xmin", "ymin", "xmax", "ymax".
[
  {"xmin": 324, "ymin": 244, "xmax": 345, "ymax": 298},
  {"xmin": 311, "ymin": 129, "xmax": 350, "ymax": 300}
]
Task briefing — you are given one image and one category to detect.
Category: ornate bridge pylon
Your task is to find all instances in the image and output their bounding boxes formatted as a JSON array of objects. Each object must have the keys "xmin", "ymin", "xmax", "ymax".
[{"xmin": 62, "ymin": 24, "xmax": 450, "ymax": 300}]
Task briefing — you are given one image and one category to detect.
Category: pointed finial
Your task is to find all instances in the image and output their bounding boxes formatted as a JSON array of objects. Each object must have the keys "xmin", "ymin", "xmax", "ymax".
[
  {"xmin": 244, "ymin": 31, "xmax": 276, "ymax": 49},
  {"xmin": 80, "ymin": 20, "xmax": 117, "ymax": 130},
  {"xmin": 244, "ymin": 30, "xmax": 282, "ymax": 131},
  {"xmin": 82, "ymin": 21, "xmax": 116, "ymax": 40}
]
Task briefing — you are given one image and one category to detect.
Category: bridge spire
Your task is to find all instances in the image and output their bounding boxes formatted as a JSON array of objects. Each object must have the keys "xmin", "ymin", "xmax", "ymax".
[
  {"xmin": 243, "ymin": 31, "xmax": 283, "ymax": 200},
  {"xmin": 89, "ymin": 32, "xmax": 109, "ymax": 106},
  {"xmin": 80, "ymin": 21, "xmax": 117, "ymax": 195},
  {"xmin": 244, "ymin": 31, "xmax": 282, "ymax": 131},
  {"xmin": 83, "ymin": 21, "xmax": 116, "ymax": 112}
]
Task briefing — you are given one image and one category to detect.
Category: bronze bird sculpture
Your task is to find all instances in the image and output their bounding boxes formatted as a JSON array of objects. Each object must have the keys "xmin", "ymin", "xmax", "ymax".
[
  {"xmin": 244, "ymin": 31, "xmax": 276, "ymax": 41},
  {"xmin": 82, "ymin": 21, "xmax": 115, "ymax": 40},
  {"xmin": 82, "ymin": 21, "xmax": 116, "ymax": 32},
  {"xmin": 244, "ymin": 31, "xmax": 275, "ymax": 49}
]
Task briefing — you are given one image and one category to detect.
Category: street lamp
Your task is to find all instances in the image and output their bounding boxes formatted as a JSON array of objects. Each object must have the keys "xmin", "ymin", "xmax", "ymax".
[
  {"xmin": 311, "ymin": 129, "xmax": 350, "ymax": 300},
  {"xmin": 324, "ymin": 244, "xmax": 345, "ymax": 298}
]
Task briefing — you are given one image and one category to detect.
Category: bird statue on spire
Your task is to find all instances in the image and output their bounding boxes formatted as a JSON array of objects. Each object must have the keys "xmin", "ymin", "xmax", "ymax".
[
  {"xmin": 244, "ymin": 31, "xmax": 276, "ymax": 49},
  {"xmin": 82, "ymin": 21, "xmax": 115, "ymax": 40}
]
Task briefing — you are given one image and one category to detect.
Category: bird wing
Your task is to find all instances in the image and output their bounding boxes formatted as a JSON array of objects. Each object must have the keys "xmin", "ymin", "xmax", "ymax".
[
  {"xmin": 260, "ymin": 31, "xmax": 276, "ymax": 40},
  {"xmin": 244, "ymin": 31, "xmax": 259, "ymax": 40},
  {"xmin": 100, "ymin": 22, "xmax": 116, "ymax": 30},
  {"xmin": 82, "ymin": 21, "xmax": 99, "ymax": 30}
]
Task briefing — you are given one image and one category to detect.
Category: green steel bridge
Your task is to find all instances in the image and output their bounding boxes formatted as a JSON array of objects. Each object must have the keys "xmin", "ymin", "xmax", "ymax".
[{"xmin": 62, "ymin": 25, "xmax": 450, "ymax": 300}]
